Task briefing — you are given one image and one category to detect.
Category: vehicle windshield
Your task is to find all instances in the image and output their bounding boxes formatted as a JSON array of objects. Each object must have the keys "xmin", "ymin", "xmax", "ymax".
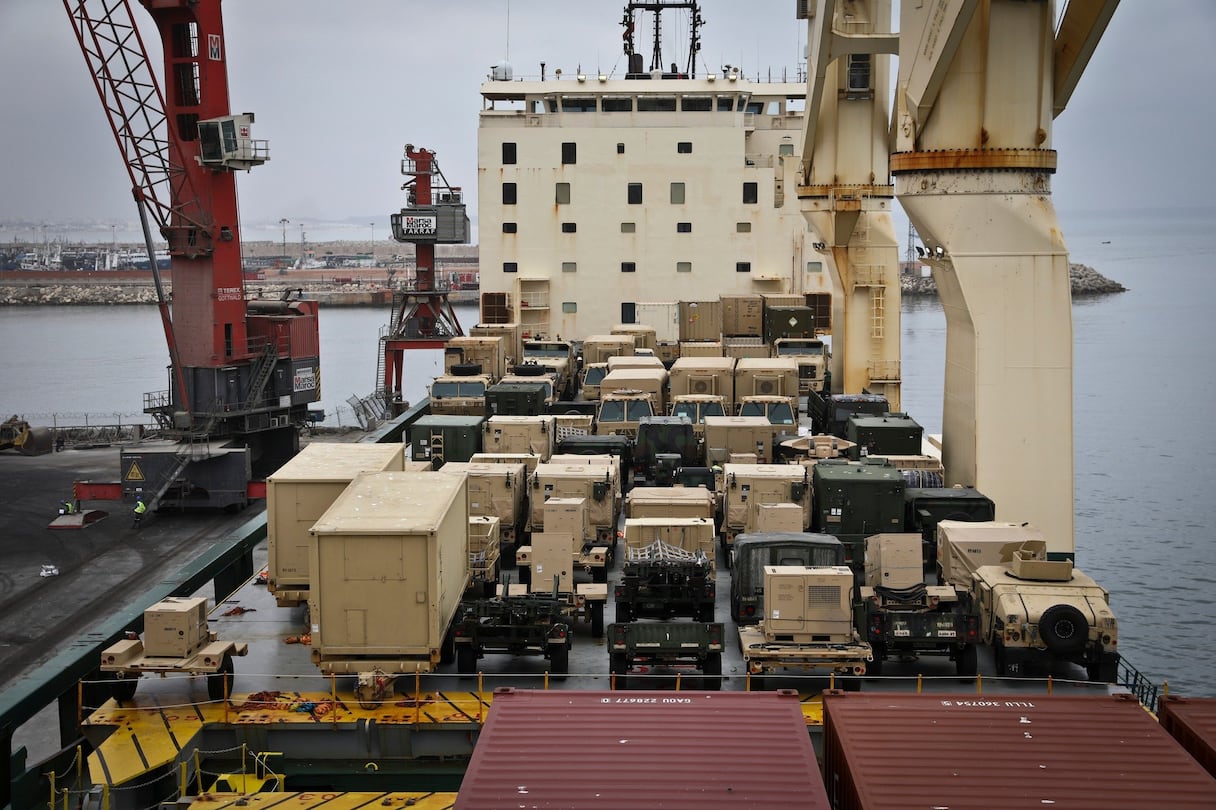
[
  {"xmin": 584, "ymin": 366, "xmax": 607, "ymax": 385},
  {"xmin": 626, "ymin": 400, "xmax": 654, "ymax": 421},
  {"xmin": 431, "ymin": 381, "xmax": 485, "ymax": 397},
  {"xmin": 598, "ymin": 400, "xmax": 625, "ymax": 422},
  {"xmin": 523, "ymin": 342, "xmax": 570, "ymax": 358},
  {"xmin": 672, "ymin": 403, "xmax": 697, "ymax": 421},
  {"xmin": 739, "ymin": 401, "xmax": 795, "ymax": 424}
]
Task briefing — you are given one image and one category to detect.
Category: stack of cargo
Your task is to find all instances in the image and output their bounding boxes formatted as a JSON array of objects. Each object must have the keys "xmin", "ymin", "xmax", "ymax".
[
  {"xmin": 483, "ymin": 414, "xmax": 555, "ymax": 459},
  {"xmin": 408, "ymin": 414, "xmax": 484, "ymax": 468},
  {"xmin": 721, "ymin": 294, "xmax": 767, "ymax": 360},
  {"xmin": 436, "ymin": 460, "xmax": 528, "ymax": 546}
]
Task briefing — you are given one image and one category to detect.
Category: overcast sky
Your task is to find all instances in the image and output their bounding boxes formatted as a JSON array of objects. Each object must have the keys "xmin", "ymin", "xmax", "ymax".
[{"xmin": 0, "ymin": 1, "xmax": 1212, "ymax": 244}]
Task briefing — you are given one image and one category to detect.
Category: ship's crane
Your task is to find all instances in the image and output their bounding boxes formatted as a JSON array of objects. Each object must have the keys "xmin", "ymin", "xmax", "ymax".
[
  {"xmin": 381, "ymin": 146, "xmax": 470, "ymax": 414},
  {"xmin": 63, "ymin": 0, "xmax": 320, "ymax": 508}
]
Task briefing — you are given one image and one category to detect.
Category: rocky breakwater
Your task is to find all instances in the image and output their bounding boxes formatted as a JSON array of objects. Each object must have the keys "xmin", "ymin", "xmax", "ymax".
[{"xmin": 902, "ymin": 263, "xmax": 1126, "ymax": 297}]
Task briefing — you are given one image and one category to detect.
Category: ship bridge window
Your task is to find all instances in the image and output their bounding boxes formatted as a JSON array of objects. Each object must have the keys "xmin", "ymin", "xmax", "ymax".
[
  {"xmin": 677, "ymin": 141, "xmax": 693, "ymax": 154},
  {"xmin": 544, "ymin": 97, "xmax": 559, "ymax": 113},
  {"xmin": 561, "ymin": 142, "xmax": 577, "ymax": 164},
  {"xmin": 637, "ymin": 96, "xmax": 677, "ymax": 112},
  {"xmin": 502, "ymin": 222, "xmax": 518, "ymax": 233},
  {"xmin": 562, "ymin": 96, "xmax": 596, "ymax": 112},
  {"xmin": 503, "ymin": 183, "xmax": 517, "ymax": 205},
  {"xmin": 628, "ymin": 183, "xmax": 643, "ymax": 205},
  {"xmin": 621, "ymin": 262, "xmax": 636, "ymax": 273},
  {"xmin": 737, "ymin": 222, "xmax": 752, "ymax": 233},
  {"xmin": 503, "ymin": 262, "xmax": 518, "ymax": 273},
  {"xmin": 681, "ymin": 96, "xmax": 712, "ymax": 112},
  {"xmin": 737, "ymin": 262, "xmax": 752, "ymax": 273},
  {"xmin": 745, "ymin": 100, "xmax": 764, "ymax": 115},
  {"xmin": 743, "ymin": 182, "xmax": 758, "ymax": 204},
  {"xmin": 677, "ymin": 261, "xmax": 692, "ymax": 273},
  {"xmin": 502, "ymin": 142, "xmax": 517, "ymax": 164},
  {"xmin": 556, "ymin": 182, "xmax": 571, "ymax": 204},
  {"xmin": 670, "ymin": 183, "xmax": 685, "ymax": 204},
  {"xmin": 766, "ymin": 101, "xmax": 783, "ymax": 115},
  {"xmin": 562, "ymin": 302, "xmax": 578, "ymax": 313},
  {"xmin": 846, "ymin": 54, "xmax": 873, "ymax": 98},
  {"xmin": 621, "ymin": 222, "xmax": 637, "ymax": 233},
  {"xmin": 603, "ymin": 96, "xmax": 633, "ymax": 112},
  {"xmin": 717, "ymin": 95, "xmax": 736, "ymax": 111},
  {"xmin": 677, "ymin": 222, "xmax": 692, "ymax": 233}
]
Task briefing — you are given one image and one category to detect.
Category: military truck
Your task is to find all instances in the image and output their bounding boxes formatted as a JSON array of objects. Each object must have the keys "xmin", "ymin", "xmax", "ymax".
[
  {"xmin": 730, "ymin": 532, "xmax": 846, "ymax": 623},
  {"xmin": 100, "ymin": 597, "xmax": 248, "ymax": 702},
  {"xmin": 944, "ymin": 524, "xmax": 1120, "ymax": 682},
  {"xmin": 773, "ymin": 337, "xmax": 830, "ymax": 394},
  {"xmin": 721, "ymin": 463, "xmax": 812, "ymax": 559},
  {"xmin": 633, "ymin": 415, "xmax": 699, "ymax": 486},
  {"xmin": 615, "ymin": 540, "xmax": 715, "ymax": 623},
  {"xmin": 733, "ymin": 358, "xmax": 799, "ymax": 419},
  {"xmin": 498, "ymin": 365, "xmax": 559, "ymax": 410},
  {"xmin": 450, "ymin": 590, "xmax": 571, "ymax": 674},
  {"xmin": 806, "ymin": 391, "xmax": 889, "ymax": 437},
  {"xmin": 521, "ymin": 339, "xmax": 577, "ymax": 399},
  {"xmin": 670, "ymin": 393, "xmax": 728, "ymax": 436},
  {"xmin": 737, "ymin": 395, "xmax": 799, "ymax": 427},
  {"xmin": 429, "ymin": 364, "xmax": 493, "ymax": 416},
  {"xmin": 859, "ymin": 533, "xmax": 980, "ymax": 676},
  {"xmin": 608, "ymin": 621, "xmax": 725, "ymax": 690},
  {"xmin": 445, "ymin": 335, "xmax": 507, "ymax": 381},
  {"xmin": 669, "ymin": 356, "xmax": 736, "ymax": 415},
  {"xmin": 595, "ymin": 389, "xmax": 656, "ymax": 438},
  {"xmin": 600, "ymin": 367, "xmax": 668, "ymax": 413},
  {"xmin": 580, "ymin": 363, "xmax": 609, "ymax": 401},
  {"xmin": 738, "ymin": 565, "xmax": 872, "ymax": 685}
]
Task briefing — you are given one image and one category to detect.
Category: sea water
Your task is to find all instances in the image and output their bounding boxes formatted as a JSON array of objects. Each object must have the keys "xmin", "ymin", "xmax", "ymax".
[{"xmin": 1, "ymin": 211, "xmax": 1213, "ymax": 695}]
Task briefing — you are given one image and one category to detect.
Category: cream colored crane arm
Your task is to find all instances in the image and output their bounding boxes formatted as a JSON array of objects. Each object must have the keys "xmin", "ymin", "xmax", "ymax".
[
  {"xmin": 1053, "ymin": 0, "xmax": 1120, "ymax": 117},
  {"xmin": 899, "ymin": 0, "xmax": 978, "ymax": 137}
]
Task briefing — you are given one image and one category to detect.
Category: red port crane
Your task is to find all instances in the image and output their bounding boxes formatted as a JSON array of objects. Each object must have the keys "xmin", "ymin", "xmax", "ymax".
[
  {"xmin": 381, "ymin": 146, "xmax": 470, "ymax": 413},
  {"xmin": 63, "ymin": 0, "xmax": 320, "ymax": 508}
]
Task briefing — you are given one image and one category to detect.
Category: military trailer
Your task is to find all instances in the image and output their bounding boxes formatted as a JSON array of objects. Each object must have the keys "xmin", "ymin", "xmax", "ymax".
[
  {"xmin": 608, "ymin": 621, "xmax": 725, "ymax": 690},
  {"xmin": 429, "ymin": 365, "xmax": 493, "ymax": 417},
  {"xmin": 703, "ymin": 416, "xmax": 783, "ymax": 466},
  {"xmin": 483, "ymin": 414, "xmax": 555, "ymax": 460},
  {"xmin": 847, "ymin": 412, "xmax": 924, "ymax": 460},
  {"xmin": 721, "ymin": 463, "xmax": 813, "ymax": 557},
  {"xmin": 810, "ymin": 459, "xmax": 907, "ymax": 572},
  {"xmin": 509, "ymin": 530, "xmax": 608, "ymax": 638},
  {"xmin": 615, "ymin": 540, "xmax": 715, "ymax": 623},
  {"xmin": 408, "ymin": 414, "xmax": 484, "ymax": 469},
  {"xmin": 669, "ymin": 356, "xmax": 736, "ymax": 414},
  {"xmin": 266, "ymin": 442, "xmax": 403, "ymax": 607},
  {"xmin": 622, "ymin": 516, "xmax": 717, "ymax": 565},
  {"xmin": 859, "ymin": 533, "xmax": 980, "ymax": 676},
  {"xmin": 729, "ymin": 532, "xmax": 847, "ymax": 623},
  {"xmin": 485, "ymin": 381, "xmax": 550, "ymax": 416},
  {"xmin": 626, "ymin": 487, "xmax": 715, "ymax": 521},
  {"xmin": 437, "ymin": 461, "xmax": 528, "ymax": 548},
  {"xmin": 529, "ymin": 461, "xmax": 620, "ymax": 545},
  {"xmin": 308, "ymin": 472, "xmax": 469, "ymax": 703},
  {"xmin": 445, "ymin": 335, "xmax": 507, "ymax": 381},
  {"xmin": 772, "ymin": 337, "xmax": 830, "ymax": 394},
  {"xmin": 451, "ymin": 591, "xmax": 571, "ymax": 674},
  {"xmin": 738, "ymin": 566, "xmax": 872, "ymax": 685},
  {"xmin": 540, "ymin": 496, "xmax": 612, "ymax": 582},
  {"xmin": 99, "ymin": 597, "xmax": 248, "ymax": 702}
]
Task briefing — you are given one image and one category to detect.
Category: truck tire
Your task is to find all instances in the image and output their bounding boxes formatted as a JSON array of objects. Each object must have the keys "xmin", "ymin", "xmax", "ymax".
[
  {"xmin": 590, "ymin": 602, "xmax": 605, "ymax": 639},
  {"xmin": 957, "ymin": 643, "xmax": 978, "ymax": 676},
  {"xmin": 702, "ymin": 652, "xmax": 722, "ymax": 691},
  {"xmin": 549, "ymin": 643, "xmax": 569, "ymax": 676},
  {"xmin": 206, "ymin": 655, "xmax": 234, "ymax": 702},
  {"xmin": 1039, "ymin": 604, "xmax": 1088, "ymax": 655},
  {"xmin": 450, "ymin": 363, "xmax": 483, "ymax": 377},
  {"xmin": 610, "ymin": 652, "xmax": 629, "ymax": 689},
  {"xmin": 615, "ymin": 602, "xmax": 633, "ymax": 624},
  {"xmin": 457, "ymin": 645, "xmax": 477, "ymax": 675}
]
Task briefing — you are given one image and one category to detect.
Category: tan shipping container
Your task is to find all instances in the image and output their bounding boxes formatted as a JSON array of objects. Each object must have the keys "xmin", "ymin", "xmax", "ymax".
[
  {"xmin": 550, "ymin": 453, "xmax": 623, "ymax": 497},
  {"xmin": 864, "ymin": 533, "xmax": 925, "ymax": 590},
  {"xmin": 611, "ymin": 323, "xmax": 658, "ymax": 352},
  {"xmin": 623, "ymin": 517, "xmax": 716, "ymax": 564},
  {"xmin": 470, "ymin": 451, "xmax": 542, "ymax": 477},
  {"xmin": 704, "ymin": 416, "xmax": 784, "ymax": 465},
  {"xmin": 607, "ymin": 355, "xmax": 665, "ymax": 371},
  {"xmin": 625, "ymin": 487, "xmax": 714, "ymax": 520},
  {"xmin": 755, "ymin": 502, "xmax": 805, "ymax": 533},
  {"xmin": 679, "ymin": 300, "xmax": 723, "ymax": 342},
  {"xmin": 936, "ymin": 521, "xmax": 1048, "ymax": 591},
  {"xmin": 483, "ymin": 415, "xmax": 555, "ymax": 459},
  {"xmin": 445, "ymin": 335, "xmax": 507, "ymax": 380},
  {"xmin": 530, "ymin": 462, "xmax": 619, "ymax": 543},
  {"xmin": 721, "ymin": 294, "xmax": 763, "ymax": 337},
  {"xmin": 734, "ymin": 357, "xmax": 800, "ymax": 401},
  {"xmin": 679, "ymin": 340, "xmax": 724, "ymax": 358},
  {"xmin": 308, "ymin": 471, "xmax": 468, "ymax": 673},
  {"xmin": 582, "ymin": 334, "xmax": 635, "ymax": 365},
  {"xmin": 761, "ymin": 293, "xmax": 806, "ymax": 309},
  {"xmin": 437, "ymin": 461, "xmax": 528, "ymax": 544},
  {"xmin": 470, "ymin": 322, "xmax": 523, "ymax": 368},
  {"xmin": 266, "ymin": 442, "xmax": 404, "ymax": 603},
  {"xmin": 722, "ymin": 463, "xmax": 812, "ymax": 542},
  {"xmin": 723, "ymin": 336, "xmax": 771, "ymax": 360},
  {"xmin": 669, "ymin": 356, "xmax": 736, "ymax": 413},
  {"xmin": 143, "ymin": 597, "xmax": 209, "ymax": 658}
]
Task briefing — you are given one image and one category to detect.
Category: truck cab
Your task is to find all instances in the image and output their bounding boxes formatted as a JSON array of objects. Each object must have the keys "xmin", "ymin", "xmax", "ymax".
[
  {"xmin": 580, "ymin": 363, "xmax": 609, "ymax": 400},
  {"xmin": 429, "ymin": 365, "xmax": 492, "ymax": 416},
  {"xmin": 670, "ymin": 393, "xmax": 728, "ymax": 436},
  {"xmin": 522, "ymin": 339, "xmax": 576, "ymax": 399},
  {"xmin": 773, "ymin": 338, "xmax": 830, "ymax": 394},
  {"xmin": 737, "ymin": 395, "xmax": 798, "ymax": 427},
  {"xmin": 595, "ymin": 390, "xmax": 655, "ymax": 438}
]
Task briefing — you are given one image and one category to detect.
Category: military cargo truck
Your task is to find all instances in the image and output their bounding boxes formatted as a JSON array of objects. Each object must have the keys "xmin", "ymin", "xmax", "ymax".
[
  {"xmin": 633, "ymin": 415, "xmax": 698, "ymax": 486},
  {"xmin": 498, "ymin": 365, "xmax": 559, "ymax": 409},
  {"xmin": 308, "ymin": 472, "xmax": 469, "ymax": 697},
  {"xmin": 670, "ymin": 393, "xmax": 728, "ymax": 436},
  {"xmin": 408, "ymin": 415, "xmax": 484, "ymax": 469},
  {"xmin": 444, "ymin": 335, "xmax": 507, "ymax": 381},
  {"xmin": 721, "ymin": 463, "xmax": 812, "ymax": 558},
  {"xmin": 859, "ymin": 533, "xmax": 980, "ymax": 676},
  {"xmin": 737, "ymin": 395, "xmax": 798, "ymax": 427},
  {"xmin": 600, "ymin": 368, "xmax": 668, "ymax": 413},
  {"xmin": 669, "ymin": 356, "xmax": 736, "ymax": 415},
  {"xmin": 772, "ymin": 337, "xmax": 830, "ymax": 394},
  {"xmin": 733, "ymin": 358, "xmax": 799, "ymax": 417},
  {"xmin": 429, "ymin": 365, "xmax": 493, "ymax": 417},
  {"xmin": 521, "ymin": 339, "xmax": 577, "ymax": 399},
  {"xmin": 730, "ymin": 533, "xmax": 846, "ymax": 623},
  {"xmin": 266, "ymin": 442, "xmax": 403, "ymax": 608},
  {"xmin": 595, "ymin": 389, "xmax": 656, "ymax": 438},
  {"xmin": 483, "ymin": 415, "xmax": 555, "ymax": 460},
  {"xmin": 100, "ymin": 597, "xmax": 248, "ymax": 702},
  {"xmin": 608, "ymin": 621, "xmax": 725, "ymax": 690},
  {"xmin": 973, "ymin": 549, "xmax": 1119, "ymax": 682},
  {"xmin": 738, "ymin": 566, "xmax": 872, "ymax": 684}
]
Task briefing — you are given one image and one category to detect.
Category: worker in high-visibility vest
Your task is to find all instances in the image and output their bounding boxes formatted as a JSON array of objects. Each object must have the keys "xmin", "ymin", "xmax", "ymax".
[{"xmin": 132, "ymin": 498, "xmax": 147, "ymax": 528}]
